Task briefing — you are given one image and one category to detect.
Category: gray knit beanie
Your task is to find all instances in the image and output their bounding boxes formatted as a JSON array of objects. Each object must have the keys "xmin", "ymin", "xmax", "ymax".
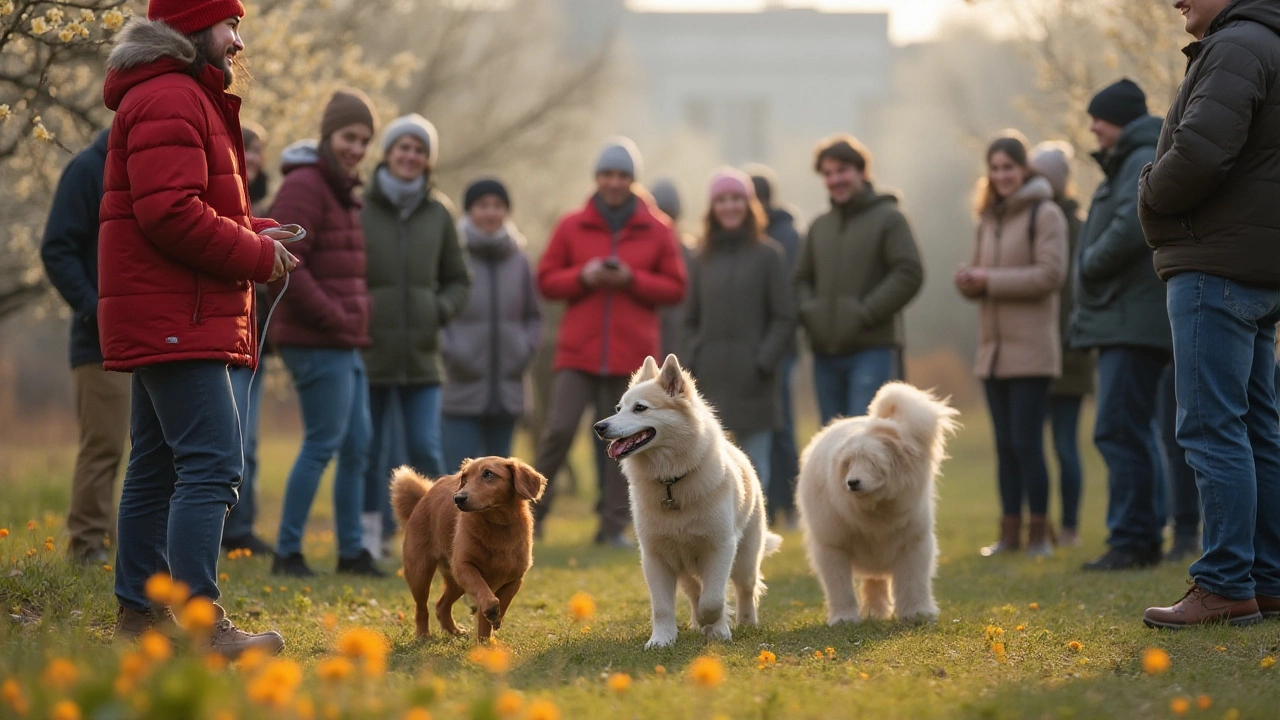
[
  {"xmin": 649, "ymin": 178, "xmax": 682, "ymax": 220},
  {"xmin": 594, "ymin": 137, "xmax": 642, "ymax": 179},
  {"xmin": 382, "ymin": 113, "xmax": 439, "ymax": 167},
  {"xmin": 1029, "ymin": 141, "xmax": 1073, "ymax": 199}
]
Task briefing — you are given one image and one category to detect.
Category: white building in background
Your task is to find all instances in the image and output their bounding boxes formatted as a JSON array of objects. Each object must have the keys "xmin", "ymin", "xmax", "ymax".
[{"xmin": 557, "ymin": 0, "xmax": 895, "ymax": 166}]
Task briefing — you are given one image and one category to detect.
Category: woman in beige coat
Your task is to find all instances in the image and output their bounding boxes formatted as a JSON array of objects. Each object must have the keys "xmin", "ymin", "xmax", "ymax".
[{"xmin": 955, "ymin": 134, "xmax": 1067, "ymax": 559}]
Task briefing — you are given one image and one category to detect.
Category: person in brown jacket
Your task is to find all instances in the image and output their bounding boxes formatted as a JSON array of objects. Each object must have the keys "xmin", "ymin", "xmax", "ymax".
[
  {"xmin": 267, "ymin": 90, "xmax": 383, "ymax": 578},
  {"xmin": 956, "ymin": 134, "xmax": 1067, "ymax": 558}
]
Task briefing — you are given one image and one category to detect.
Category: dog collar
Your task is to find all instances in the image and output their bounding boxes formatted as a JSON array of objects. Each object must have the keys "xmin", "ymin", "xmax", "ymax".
[{"xmin": 660, "ymin": 475, "xmax": 685, "ymax": 511}]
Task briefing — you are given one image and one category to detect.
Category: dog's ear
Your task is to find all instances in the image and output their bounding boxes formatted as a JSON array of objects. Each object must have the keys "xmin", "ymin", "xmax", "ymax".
[
  {"xmin": 658, "ymin": 354, "xmax": 686, "ymax": 397},
  {"xmin": 509, "ymin": 459, "xmax": 547, "ymax": 502},
  {"xmin": 633, "ymin": 356, "xmax": 661, "ymax": 385},
  {"xmin": 457, "ymin": 458, "xmax": 474, "ymax": 488}
]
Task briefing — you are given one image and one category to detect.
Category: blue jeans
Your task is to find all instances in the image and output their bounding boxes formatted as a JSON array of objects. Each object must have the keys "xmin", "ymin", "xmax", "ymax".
[
  {"xmin": 441, "ymin": 413, "xmax": 518, "ymax": 475},
  {"xmin": 115, "ymin": 362, "xmax": 241, "ymax": 611},
  {"xmin": 768, "ymin": 354, "xmax": 800, "ymax": 515},
  {"xmin": 1158, "ymin": 363, "xmax": 1200, "ymax": 541},
  {"xmin": 364, "ymin": 384, "xmax": 445, "ymax": 538},
  {"xmin": 983, "ymin": 378, "xmax": 1052, "ymax": 517},
  {"xmin": 1095, "ymin": 347, "xmax": 1169, "ymax": 552},
  {"xmin": 812, "ymin": 347, "xmax": 899, "ymax": 424},
  {"xmin": 737, "ymin": 430, "xmax": 774, "ymax": 493},
  {"xmin": 1168, "ymin": 273, "xmax": 1280, "ymax": 599},
  {"xmin": 275, "ymin": 348, "xmax": 371, "ymax": 559},
  {"xmin": 224, "ymin": 365, "xmax": 265, "ymax": 540},
  {"xmin": 1048, "ymin": 395, "xmax": 1083, "ymax": 531}
]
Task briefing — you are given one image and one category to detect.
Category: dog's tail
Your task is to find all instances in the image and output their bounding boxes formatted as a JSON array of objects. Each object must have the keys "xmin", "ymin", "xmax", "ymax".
[
  {"xmin": 390, "ymin": 465, "xmax": 433, "ymax": 526},
  {"xmin": 764, "ymin": 531, "xmax": 783, "ymax": 556}
]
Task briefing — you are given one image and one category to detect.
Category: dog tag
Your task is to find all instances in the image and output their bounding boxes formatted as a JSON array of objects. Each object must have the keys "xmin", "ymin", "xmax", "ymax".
[{"xmin": 662, "ymin": 497, "xmax": 680, "ymax": 511}]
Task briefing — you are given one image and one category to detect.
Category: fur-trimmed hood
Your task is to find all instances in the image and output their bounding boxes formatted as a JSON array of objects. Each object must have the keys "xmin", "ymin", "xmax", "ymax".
[{"xmin": 104, "ymin": 18, "xmax": 219, "ymax": 111}]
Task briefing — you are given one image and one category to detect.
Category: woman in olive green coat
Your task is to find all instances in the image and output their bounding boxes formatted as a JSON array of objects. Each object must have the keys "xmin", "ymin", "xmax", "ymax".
[{"xmin": 360, "ymin": 114, "xmax": 472, "ymax": 556}]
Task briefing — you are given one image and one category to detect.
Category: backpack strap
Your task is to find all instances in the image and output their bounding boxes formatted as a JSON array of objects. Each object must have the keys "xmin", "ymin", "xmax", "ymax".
[{"xmin": 1027, "ymin": 199, "xmax": 1043, "ymax": 260}]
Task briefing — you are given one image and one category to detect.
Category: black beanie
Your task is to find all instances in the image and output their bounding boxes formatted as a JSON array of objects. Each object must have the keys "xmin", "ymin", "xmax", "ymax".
[
  {"xmin": 1087, "ymin": 79, "xmax": 1148, "ymax": 128},
  {"xmin": 463, "ymin": 178, "xmax": 510, "ymax": 211}
]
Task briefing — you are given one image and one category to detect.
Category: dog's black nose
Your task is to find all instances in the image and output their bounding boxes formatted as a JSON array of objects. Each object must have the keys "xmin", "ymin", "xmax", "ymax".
[
  {"xmin": 593, "ymin": 421, "xmax": 608, "ymax": 436},
  {"xmin": 453, "ymin": 493, "xmax": 467, "ymax": 508},
  {"xmin": 847, "ymin": 478, "xmax": 862, "ymax": 491}
]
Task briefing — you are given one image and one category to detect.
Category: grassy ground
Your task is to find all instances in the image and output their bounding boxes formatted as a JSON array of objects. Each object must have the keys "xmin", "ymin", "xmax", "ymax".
[{"xmin": 2, "ymin": 412, "xmax": 1278, "ymax": 720}]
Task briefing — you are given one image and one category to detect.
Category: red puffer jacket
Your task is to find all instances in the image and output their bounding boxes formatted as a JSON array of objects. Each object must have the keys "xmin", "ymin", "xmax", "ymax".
[
  {"xmin": 538, "ymin": 195, "xmax": 686, "ymax": 376},
  {"xmin": 265, "ymin": 145, "xmax": 372, "ymax": 349},
  {"xmin": 98, "ymin": 18, "xmax": 277, "ymax": 372}
]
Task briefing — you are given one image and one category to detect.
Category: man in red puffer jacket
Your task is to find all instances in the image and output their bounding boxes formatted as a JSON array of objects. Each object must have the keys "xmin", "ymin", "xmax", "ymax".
[
  {"xmin": 99, "ymin": 0, "xmax": 295, "ymax": 657},
  {"xmin": 533, "ymin": 137, "xmax": 686, "ymax": 545}
]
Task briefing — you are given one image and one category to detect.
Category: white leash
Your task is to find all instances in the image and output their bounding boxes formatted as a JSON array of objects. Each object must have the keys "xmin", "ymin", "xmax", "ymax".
[{"xmin": 245, "ymin": 225, "xmax": 304, "ymax": 420}]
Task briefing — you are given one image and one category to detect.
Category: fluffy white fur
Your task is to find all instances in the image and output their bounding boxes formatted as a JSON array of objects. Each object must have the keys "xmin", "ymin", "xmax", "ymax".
[
  {"xmin": 796, "ymin": 382, "xmax": 959, "ymax": 625},
  {"xmin": 595, "ymin": 355, "xmax": 783, "ymax": 649}
]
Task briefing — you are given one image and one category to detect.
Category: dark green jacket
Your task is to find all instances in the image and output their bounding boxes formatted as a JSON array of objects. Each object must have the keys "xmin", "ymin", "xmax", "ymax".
[
  {"xmin": 1069, "ymin": 116, "xmax": 1171, "ymax": 352},
  {"xmin": 794, "ymin": 184, "xmax": 924, "ymax": 356},
  {"xmin": 361, "ymin": 170, "xmax": 472, "ymax": 385}
]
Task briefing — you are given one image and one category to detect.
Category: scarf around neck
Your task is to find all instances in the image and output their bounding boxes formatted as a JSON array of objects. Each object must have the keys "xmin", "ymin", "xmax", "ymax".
[{"xmin": 376, "ymin": 166, "xmax": 427, "ymax": 218}]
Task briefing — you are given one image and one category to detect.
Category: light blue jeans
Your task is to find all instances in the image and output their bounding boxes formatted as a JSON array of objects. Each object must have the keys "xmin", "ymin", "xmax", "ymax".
[
  {"xmin": 275, "ymin": 347, "xmax": 371, "ymax": 559},
  {"xmin": 738, "ymin": 430, "xmax": 774, "ymax": 494},
  {"xmin": 812, "ymin": 347, "xmax": 898, "ymax": 424},
  {"xmin": 364, "ymin": 384, "xmax": 445, "ymax": 540}
]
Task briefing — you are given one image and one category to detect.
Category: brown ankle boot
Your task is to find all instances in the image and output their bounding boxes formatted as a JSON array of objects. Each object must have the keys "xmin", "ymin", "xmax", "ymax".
[
  {"xmin": 981, "ymin": 516, "xmax": 1021, "ymax": 557},
  {"xmin": 115, "ymin": 605, "xmax": 180, "ymax": 641},
  {"xmin": 204, "ymin": 603, "xmax": 284, "ymax": 660},
  {"xmin": 1143, "ymin": 583, "xmax": 1263, "ymax": 629},
  {"xmin": 1026, "ymin": 515, "xmax": 1055, "ymax": 557},
  {"xmin": 1256, "ymin": 594, "xmax": 1280, "ymax": 619}
]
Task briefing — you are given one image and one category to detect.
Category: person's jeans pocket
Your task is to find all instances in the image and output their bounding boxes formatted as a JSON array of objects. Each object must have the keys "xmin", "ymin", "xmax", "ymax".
[{"xmin": 1222, "ymin": 280, "xmax": 1276, "ymax": 323}]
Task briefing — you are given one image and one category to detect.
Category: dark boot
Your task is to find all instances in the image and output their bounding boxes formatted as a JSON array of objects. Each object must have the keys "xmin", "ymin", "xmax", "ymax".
[
  {"xmin": 337, "ymin": 549, "xmax": 386, "ymax": 577},
  {"xmin": 1164, "ymin": 535, "xmax": 1200, "ymax": 564},
  {"xmin": 981, "ymin": 516, "xmax": 1021, "ymax": 557},
  {"xmin": 1082, "ymin": 545, "xmax": 1162, "ymax": 571},
  {"xmin": 271, "ymin": 552, "xmax": 315, "ymax": 578},
  {"xmin": 1026, "ymin": 515, "xmax": 1055, "ymax": 557},
  {"xmin": 1143, "ymin": 583, "xmax": 1262, "ymax": 629},
  {"xmin": 1257, "ymin": 594, "xmax": 1280, "ymax": 620}
]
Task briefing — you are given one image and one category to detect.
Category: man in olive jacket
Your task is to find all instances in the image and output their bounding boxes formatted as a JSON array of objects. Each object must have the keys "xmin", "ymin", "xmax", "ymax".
[
  {"xmin": 1138, "ymin": 0, "xmax": 1280, "ymax": 629},
  {"xmin": 1069, "ymin": 80, "xmax": 1173, "ymax": 573},
  {"xmin": 795, "ymin": 135, "xmax": 923, "ymax": 423}
]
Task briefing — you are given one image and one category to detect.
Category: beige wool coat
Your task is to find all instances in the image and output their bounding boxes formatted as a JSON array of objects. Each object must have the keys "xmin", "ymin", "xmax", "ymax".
[{"xmin": 966, "ymin": 176, "xmax": 1068, "ymax": 380}]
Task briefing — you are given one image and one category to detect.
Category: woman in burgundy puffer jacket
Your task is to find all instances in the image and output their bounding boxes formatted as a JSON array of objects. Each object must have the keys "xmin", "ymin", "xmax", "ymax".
[{"xmin": 267, "ymin": 90, "xmax": 383, "ymax": 578}]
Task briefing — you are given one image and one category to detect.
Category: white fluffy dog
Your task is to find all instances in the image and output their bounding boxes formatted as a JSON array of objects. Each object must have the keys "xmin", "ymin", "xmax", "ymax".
[
  {"xmin": 796, "ymin": 382, "xmax": 959, "ymax": 624},
  {"xmin": 594, "ymin": 355, "xmax": 783, "ymax": 649}
]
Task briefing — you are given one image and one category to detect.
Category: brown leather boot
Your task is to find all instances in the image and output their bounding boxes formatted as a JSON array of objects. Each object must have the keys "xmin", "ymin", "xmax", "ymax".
[
  {"xmin": 981, "ymin": 516, "xmax": 1021, "ymax": 557},
  {"xmin": 1257, "ymin": 594, "xmax": 1280, "ymax": 619},
  {"xmin": 203, "ymin": 603, "xmax": 284, "ymax": 660},
  {"xmin": 1026, "ymin": 515, "xmax": 1055, "ymax": 557},
  {"xmin": 1143, "ymin": 583, "xmax": 1263, "ymax": 629},
  {"xmin": 115, "ymin": 605, "xmax": 181, "ymax": 642}
]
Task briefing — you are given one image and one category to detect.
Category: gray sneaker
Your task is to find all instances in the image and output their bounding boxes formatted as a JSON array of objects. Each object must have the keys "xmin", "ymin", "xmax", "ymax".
[{"xmin": 205, "ymin": 604, "xmax": 284, "ymax": 660}]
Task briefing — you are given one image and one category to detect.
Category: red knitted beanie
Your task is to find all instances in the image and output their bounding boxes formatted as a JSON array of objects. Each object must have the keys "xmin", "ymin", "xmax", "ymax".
[{"xmin": 148, "ymin": 0, "xmax": 246, "ymax": 36}]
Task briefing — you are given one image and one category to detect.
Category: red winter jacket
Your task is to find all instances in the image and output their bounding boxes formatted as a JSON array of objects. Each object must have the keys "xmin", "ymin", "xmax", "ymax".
[
  {"xmin": 265, "ymin": 146, "xmax": 371, "ymax": 349},
  {"xmin": 538, "ymin": 195, "xmax": 686, "ymax": 376},
  {"xmin": 98, "ymin": 19, "xmax": 276, "ymax": 372}
]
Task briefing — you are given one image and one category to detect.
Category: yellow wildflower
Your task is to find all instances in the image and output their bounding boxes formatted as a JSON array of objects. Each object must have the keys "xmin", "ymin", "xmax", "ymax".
[
  {"xmin": 102, "ymin": 9, "xmax": 125, "ymax": 31},
  {"xmin": 607, "ymin": 672, "xmax": 632, "ymax": 693},
  {"xmin": 526, "ymin": 699, "xmax": 561, "ymax": 720},
  {"xmin": 50, "ymin": 700, "xmax": 80, "ymax": 720},
  {"xmin": 1170, "ymin": 696, "xmax": 1190, "ymax": 716},
  {"xmin": 140, "ymin": 630, "xmax": 172, "ymax": 661},
  {"xmin": 26, "ymin": 520, "xmax": 37, "ymax": 530},
  {"xmin": 3, "ymin": 678, "xmax": 29, "ymax": 715},
  {"xmin": 654, "ymin": 665, "xmax": 666, "ymax": 676},
  {"xmin": 568, "ymin": 591, "xmax": 596, "ymax": 621},
  {"xmin": 403, "ymin": 710, "xmax": 431, "ymax": 720},
  {"xmin": 1223, "ymin": 710, "xmax": 1241, "ymax": 720},
  {"xmin": 316, "ymin": 657, "xmax": 354, "ymax": 683},
  {"xmin": 0, "ymin": 528, "xmax": 8, "ymax": 538},
  {"xmin": 1263, "ymin": 656, "xmax": 1277, "ymax": 669},
  {"xmin": 103, "ymin": 564, "xmax": 112, "ymax": 572},
  {"xmin": 825, "ymin": 647, "xmax": 836, "ymax": 659},
  {"xmin": 1142, "ymin": 648, "xmax": 1171, "ymax": 675},
  {"xmin": 237, "ymin": 648, "xmax": 269, "ymax": 673},
  {"xmin": 467, "ymin": 644, "xmax": 511, "ymax": 674},
  {"xmin": 181, "ymin": 596, "xmax": 217, "ymax": 634},
  {"xmin": 1015, "ymin": 624, "xmax": 1026, "ymax": 632},
  {"xmin": 812, "ymin": 650, "xmax": 823, "ymax": 659},
  {"xmin": 144, "ymin": 574, "xmax": 173, "ymax": 604},
  {"xmin": 1216, "ymin": 646, "xmax": 1227, "ymax": 652},
  {"xmin": 337, "ymin": 627, "xmax": 390, "ymax": 673},
  {"xmin": 1067, "ymin": 641, "xmax": 1082, "ymax": 652},
  {"xmin": 247, "ymin": 659, "xmax": 303, "ymax": 707},
  {"xmin": 495, "ymin": 689, "xmax": 523, "ymax": 716},
  {"xmin": 1028, "ymin": 602, "xmax": 1040, "ymax": 611},
  {"xmin": 25, "ymin": 549, "xmax": 37, "ymax": 557},
  {"xmin": 42, "ymin": 658, "xmax": 78, "ymax": 690},
  {"xmin": 295, "ymin": 697, "xmax": 315, "ymax": 720},
  {"xmin": 263, "ymin": 586, "xmax": 272, "ymax": 593},
  {"xmin": 322, "ymin": 613, "xmax": 338, "ymax": 630},
  {"xmin": 991, "ymin": 641, "xmax": 1007, "ymax": 663},
  {"xmin": 219, "ymin": 572, "xmax": 229, "ymax": 581},
  {"xmin": 689, "ymin": 656, "xmax": 725, "ymax": 688},
  {"xmin": 859, "ymin": 672, "xmax": 870, "ymax": 680},
  {"xmin": 204, "ymin": 653, "xmax": 228, "ymax": 672},
  {"xmin": 756, "ymin": 650, "xmax": 777, "ymax": 669},
  {"xmin": 1196, "ymin": 695, "xmax": 1212, "ymax": 711}
]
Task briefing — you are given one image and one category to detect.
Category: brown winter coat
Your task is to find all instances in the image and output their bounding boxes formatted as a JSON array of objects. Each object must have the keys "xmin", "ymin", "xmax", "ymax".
[
  {"xmin": 966, "ymin": 177, "xmax": 1067, "ymax": 380},
  {"xmin": 266, "ymin": 147, "xmax": 372, "ymax": 349}
]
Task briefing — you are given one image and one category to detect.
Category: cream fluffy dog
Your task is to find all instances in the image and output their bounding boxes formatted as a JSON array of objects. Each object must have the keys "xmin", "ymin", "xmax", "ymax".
[
  {"xmin": 594, "ymin": 355, "xmax": 783, "ymax": 649},
  {"xmin": 796, "ymin": 382, "xmax": 959, "ymax": 624}
]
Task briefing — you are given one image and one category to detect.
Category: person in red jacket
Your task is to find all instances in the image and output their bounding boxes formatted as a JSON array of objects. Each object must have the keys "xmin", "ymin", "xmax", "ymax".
[
  {"xmin": 534, "ymin": 138, "xmax": 687, "ymax": 546},
  {"xmin": 99, "ymin": 0, "xmax": 294, "ymax": 657}
]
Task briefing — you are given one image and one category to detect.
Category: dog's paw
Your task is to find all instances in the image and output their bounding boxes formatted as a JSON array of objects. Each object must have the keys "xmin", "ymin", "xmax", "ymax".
[
  {"xmin": 483, "ymin": 604, "xmax": 502, "ymax": 630},
  {"xmin": 898, "ymin": 610, "xmax": 939, "ymax": 625},
  {"xmin": 644, "ymin": 628, "xmax": 678, "ymax": 650},
  {"xmin": 703, "ymin": 619, "xmax": 732, "ymax": 643},
  {"xmin": 827, "ymin": 612, "xmax": 862, "ymax": 626},
  {"xmin": 696, "ymin": 604, "xmax": 724, "ymax": 629}
]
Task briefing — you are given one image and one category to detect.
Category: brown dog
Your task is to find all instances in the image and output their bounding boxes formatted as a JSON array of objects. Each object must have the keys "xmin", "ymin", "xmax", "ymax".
[{"xmin": 391, "ymin": 457, "xmax": 547, "ymax": 642}]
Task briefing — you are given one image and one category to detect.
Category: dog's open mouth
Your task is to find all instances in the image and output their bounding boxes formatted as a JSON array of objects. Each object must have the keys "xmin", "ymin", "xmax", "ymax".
[{"xmin": 607, "ymin": 429, "xmax": 655, "ymax": 459}]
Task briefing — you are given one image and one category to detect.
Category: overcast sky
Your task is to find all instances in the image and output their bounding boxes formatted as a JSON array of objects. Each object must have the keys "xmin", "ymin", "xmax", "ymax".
[{"xmin": 630, "ymin": 0, "xmax": 977, "ymax": 45}]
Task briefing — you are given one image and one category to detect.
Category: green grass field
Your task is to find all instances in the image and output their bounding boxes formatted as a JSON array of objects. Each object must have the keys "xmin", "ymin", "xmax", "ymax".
[{"xmin": 2, "ymin": 413, "xmax": 1278, "ymax": 720}]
